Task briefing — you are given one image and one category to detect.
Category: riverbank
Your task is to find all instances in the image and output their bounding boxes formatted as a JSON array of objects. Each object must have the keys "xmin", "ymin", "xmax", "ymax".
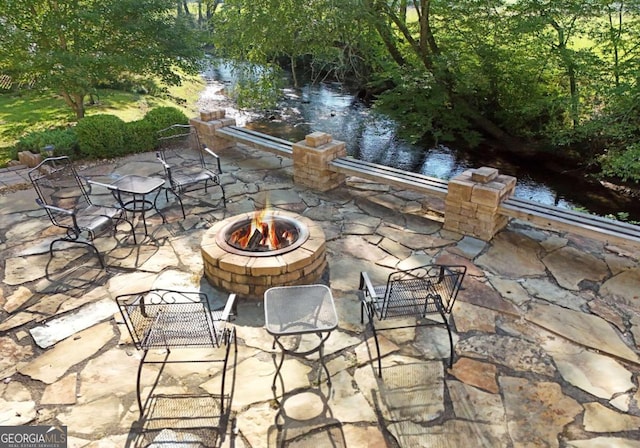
[{"xmin": 195, "ymin": 68, "xmax": 640, "ymax": 222}]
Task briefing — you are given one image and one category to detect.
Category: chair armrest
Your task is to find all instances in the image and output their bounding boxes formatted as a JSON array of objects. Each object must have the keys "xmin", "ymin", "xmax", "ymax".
[
  {"xmin": 156, "ymin": 152, "xmax": 170, "ymax": 170},
  {"xmin": 36, "ymin": 199, "xmax": 74, "ymax": 216},
  {"xmin": 85, "ymin": 178, "xmax": 118, "ymax": 193},
  {"xmin": 202, "ymin": 145, "xmax": 222, "ymax": 174},
  {"xmin": 202, "ymin": 146, "xmax": 220, "ymax": 160},
  {"xmin": 359, "ymin": 272, "xmax": 380, "ymax": 302},
  {"xmin": 85, "ymin": 178, "xmax": 131, "ymax": 208},
  {"xmin": 219, "ymin": 293, "xmax": 236, "ymax": 322}
]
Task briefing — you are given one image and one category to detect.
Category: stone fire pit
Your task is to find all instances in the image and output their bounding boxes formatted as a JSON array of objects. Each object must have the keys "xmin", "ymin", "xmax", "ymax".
[{"xmin": 201, "ymin": 210, "xmax": 327, "ymax": 299}]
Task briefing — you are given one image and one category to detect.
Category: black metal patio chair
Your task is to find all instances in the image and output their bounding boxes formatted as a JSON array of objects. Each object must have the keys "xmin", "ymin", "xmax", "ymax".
[
  {"xmin": 156, "ymin": 124, "xmax": 226, "ymax": 219},
  {"xmin": 28, "ymin": 156, "xmax": 135, "ymax": 268},
  {"xmin": 359, "ymin": 264, "xmax": 466, "ymax": 377},
  {"xmin": 116, "ymin": 289, "xmax": 237, "ymax": 418}
]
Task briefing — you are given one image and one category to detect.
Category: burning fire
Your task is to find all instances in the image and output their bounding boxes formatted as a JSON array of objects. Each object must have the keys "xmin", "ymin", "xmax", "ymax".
[{"xmin": 229, "ymin": 208, "xmax": 296, "ymax": 251}]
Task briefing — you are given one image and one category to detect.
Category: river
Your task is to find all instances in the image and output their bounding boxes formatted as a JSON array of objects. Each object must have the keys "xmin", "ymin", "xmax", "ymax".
[{"xmin": 199, "ymin": 60, "xmax": 640, "ymax": 222}]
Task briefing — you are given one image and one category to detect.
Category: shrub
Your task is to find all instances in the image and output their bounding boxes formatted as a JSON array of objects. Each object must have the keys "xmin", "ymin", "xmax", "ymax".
[
  {"xmin": 75, "ymin": 114, "xmax": 127, "ymax": 159},
  {"xmin": 144, "ymin": 107, "xmax": 189, "ymax": 134},
  {"xmin": 599, "ymin": 143, "xmax": 640, "ymax": 184},
  {"xmin": 124, "ymin": 119, "xmax": 156, "ymax": 153},
  {"xmin": 15, "ymin": 127, "xmax": 78, "ymax": 158}
]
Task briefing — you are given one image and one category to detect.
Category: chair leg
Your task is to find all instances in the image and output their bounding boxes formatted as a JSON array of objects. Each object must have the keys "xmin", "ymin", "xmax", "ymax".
[
  {"xmin": 124, "ymin": 218, "xmax": 137, "ymax": 245},
  {"xmin": 437, "ymin": 305, "xmax": 454, "ymax": 369},
  {"xmin": 173, "ymin": 191, "xmax": 186, "ymax": 219},
  {"xmin": 442, "ymin": 316, "xmax": 454, "ymax": 369},
  {"xmin": 220, "ymin": 329, "xmax": 235, "ymax": 415},
  {"xmin": 50, "ymin": 238, "xmax": 106, "ymax": 269},
  {"xmin": 163, "ymin": 187, "xmax": 186, "ymax": 219},
  {"xmin": 361, "ymin": 303, "xmax": 383, "ymax": 377},
  {"xmin": 219, "ymin": 184, "xmax": 226, "ymax": 207},
  {"xmin": 205, "ymin": 179, "xmax": 226, "ymax": 207},
  {"xmin": 151, "ymin": 188, "xmax": 167, "ymax": 224},
  {"xmin": 367, "ymin": 316, "xmax": 383, "ymax": 378},
  {"xmin": 92, "ymin": 246, "xmax": 106, "ymax": 269},
  {"xmin": 136, "ymin": 350, "xmax": 148, "ymax": 416}
]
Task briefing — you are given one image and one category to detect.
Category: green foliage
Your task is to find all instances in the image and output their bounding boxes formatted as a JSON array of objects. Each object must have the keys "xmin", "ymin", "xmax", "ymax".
[
  {"xmin": 603, "ymin": 212, "xmax": 640, "ymax": 225},
  {"xmin": 124, "ymin": 120, "xmax": 157, "ymax": 154},
  {"xmin": 210, "ymin": 0, "xmax": 640, "ymax": 157},
  {"xmin": 599, "ymin": 144, "xmax": 640, "ymax": 184},
  {"xmin": 0, "ymin": 79, "xmax": 202, "ymax": 168},
  {"xmin": 144, "ymin": 107, "xmax": 190, "ymax": 134},
  {"xmin": 231, "ymin": 65, "xmax": 283, "ymax": 110},
  {"xmin": 75, "ymin": 115, "xmax": 127, "ymax": 159},
  {"xmin": 0, "ymin": 0, "xmax": 205, "ymax": 118},
  {"xmin": 15, "ymin": 128, "xmax": 78, "ymax": 158},
  {"xmin": 374, "ymin": 70, "xmax": 481, "ymax": 147},
  {"xmin": 211, "ymin": 0, "xmax": 368, "ymax": 91}
]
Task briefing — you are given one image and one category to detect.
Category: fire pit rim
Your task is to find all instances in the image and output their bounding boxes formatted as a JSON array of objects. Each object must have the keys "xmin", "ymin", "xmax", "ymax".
[{"xmin": 214, "ymin": 210, "xmax": 310, "ymax": 257}]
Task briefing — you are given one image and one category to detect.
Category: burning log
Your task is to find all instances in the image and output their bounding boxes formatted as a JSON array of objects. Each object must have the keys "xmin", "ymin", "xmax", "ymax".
[
  {"xmin": 226, "ymin": 210, "xmax": 301, "ymax": 252},
  {"xmin": 247, "ymin": 229, "xmax": 263, "ymax": 250}
]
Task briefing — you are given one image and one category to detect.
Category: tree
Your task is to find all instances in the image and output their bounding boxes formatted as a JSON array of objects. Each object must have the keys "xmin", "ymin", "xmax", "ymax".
[
  {"xmin": 509, "ymin": 0, "xmax": 602, "ymax": 128},
  {"xmin": 207, "ymin": 0, "xmax": 640, "ymax": 166},
  {"xmin": 362, "ymin": 0, "xmax": 522, "ymax": 147},
  {"xmin": 0, "ymin": 0, "xmax": 205, "ymax": 119},
  {"xmin": 210, "ymin": 0, "xmax": 368, "ymax": 108}
]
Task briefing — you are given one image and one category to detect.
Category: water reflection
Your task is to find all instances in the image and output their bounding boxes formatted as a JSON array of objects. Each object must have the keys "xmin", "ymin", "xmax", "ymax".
[{"xmin": 199, "ymin": 60, "xmax": 640, "ymax": 221}]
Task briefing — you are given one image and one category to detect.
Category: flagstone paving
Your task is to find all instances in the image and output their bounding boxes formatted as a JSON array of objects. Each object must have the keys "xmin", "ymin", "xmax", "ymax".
[{"xmin": 1, "ymin": 146, "xmax": 640, "ymax": 447}]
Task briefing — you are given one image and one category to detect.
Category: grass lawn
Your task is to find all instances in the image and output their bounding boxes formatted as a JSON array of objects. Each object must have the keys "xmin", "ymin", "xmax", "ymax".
[{"xmin": 0, "ymin": 76, "xmax": 205, "ymax": 167}]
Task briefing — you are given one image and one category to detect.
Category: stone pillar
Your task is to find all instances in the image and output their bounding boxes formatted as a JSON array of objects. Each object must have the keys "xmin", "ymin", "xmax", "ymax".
[
  {"xmin": 444, "ymin": 167, "xmax": 516, "ymax": 241},
  {"xmin": 189, "ymin": 109, "xmax": 236, "ymax": 151},
  {"xmin": 292, "ymin": 132, "xmax": 346, "ymax": 191}
]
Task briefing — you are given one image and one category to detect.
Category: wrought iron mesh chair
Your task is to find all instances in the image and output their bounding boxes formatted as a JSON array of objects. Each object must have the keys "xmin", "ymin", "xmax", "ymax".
[
  {"xmin": 359, "ymin": 264, "xmax": 466, "ymax": 377},
  {"xmin": 116, "ymin": 289, "xmax": 237, "ymax": 417},
  {"xmin": 156, "ymin": 124, "xmax": 226, "ymax": 219},
  {"xmin": 28, "ymin": 156, "xmax": 135, "ymax": 268}
]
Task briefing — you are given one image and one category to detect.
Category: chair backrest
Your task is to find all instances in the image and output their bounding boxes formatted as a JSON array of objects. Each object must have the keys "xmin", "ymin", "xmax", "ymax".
[
  {"xmin": 116, "ymin": 289, "xmax": 223, "ymax": 350},
  {"xmin": 381, "ymin": 264, "xmax": 466, "ymax": 319},
  {"xmin": 28, "ymin": 156, "xmax": 93, "ymax": 227},
  {"xmin": 157, "ymin": 124, "xmax": 207, "ymax": 171}
]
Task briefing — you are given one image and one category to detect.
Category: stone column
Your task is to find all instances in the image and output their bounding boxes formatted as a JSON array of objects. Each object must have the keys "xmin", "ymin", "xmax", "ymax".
[
  {"xmin": 292, "ymin": 132, "xmax": 346, "ymax": 192},
  {"xmin": 444, "ymin": 167, "xmax": 516, "ymax": 241},
  {"xmin": 189, "ymin": 109, "xmax": 236, "ymax": 151}
]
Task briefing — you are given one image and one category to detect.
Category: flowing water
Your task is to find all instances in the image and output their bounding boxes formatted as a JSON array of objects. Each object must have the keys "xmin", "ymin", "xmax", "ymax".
[{"xmin": 199, "ymin": 60, "xmax": 640, "ymax": 222}]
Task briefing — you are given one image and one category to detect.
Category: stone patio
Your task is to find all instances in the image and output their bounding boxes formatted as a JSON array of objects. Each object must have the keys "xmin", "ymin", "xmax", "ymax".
[{"xmin": 1, "ymin": 144, "xmax": 640, "ymax": 447}]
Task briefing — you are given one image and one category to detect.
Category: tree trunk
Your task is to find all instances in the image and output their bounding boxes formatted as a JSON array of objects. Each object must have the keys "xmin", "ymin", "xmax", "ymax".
[
  {"xmin": 60, "ymin": 91, "xmax": 85, "ymax": 119},
  {"xmin": 290, "ymin": 55, "xmax": 298, "ymax": 88},
  {"xmin": 364, "ymin": 2, "xmax": 407, "ymax": 68}
]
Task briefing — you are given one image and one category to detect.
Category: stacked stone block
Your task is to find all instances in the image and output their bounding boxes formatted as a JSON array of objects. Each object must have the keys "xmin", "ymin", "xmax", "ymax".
[
  {"xmin": 292, "ymin": 132, "xmax": 346, "ymax": 192},
  {"xmin": 189, "ymin": 109, "xmax": 236, "ymax": 151},
  {"xmin": 444, "ymin": 167, "xmax": 516, "ymax": 241},
  {"xmin": 17, "ymin": 151, "xmax": 43, "ymax": 168}
]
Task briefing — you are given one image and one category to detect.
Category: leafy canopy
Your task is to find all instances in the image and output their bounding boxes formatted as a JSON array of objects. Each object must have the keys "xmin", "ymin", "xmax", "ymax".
[
  {"xmin": 210, "ymin": 0, "xmax": 370, "ymax": 107},
  {"xmin": 0, "ymin": 0, "xmax": 205, "ymax": 118}
]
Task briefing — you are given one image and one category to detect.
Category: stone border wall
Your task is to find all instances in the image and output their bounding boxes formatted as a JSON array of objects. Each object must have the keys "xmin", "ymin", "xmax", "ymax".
[{"xmin": 195, "ymin": 109, "xmax": 516, "ymax": 242}]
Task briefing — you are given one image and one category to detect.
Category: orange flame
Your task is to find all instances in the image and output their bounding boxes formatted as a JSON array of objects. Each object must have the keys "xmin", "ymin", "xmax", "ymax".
[{"xmin": 230, "ymin": 204, "xmax": 285, "ymax": 250}]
